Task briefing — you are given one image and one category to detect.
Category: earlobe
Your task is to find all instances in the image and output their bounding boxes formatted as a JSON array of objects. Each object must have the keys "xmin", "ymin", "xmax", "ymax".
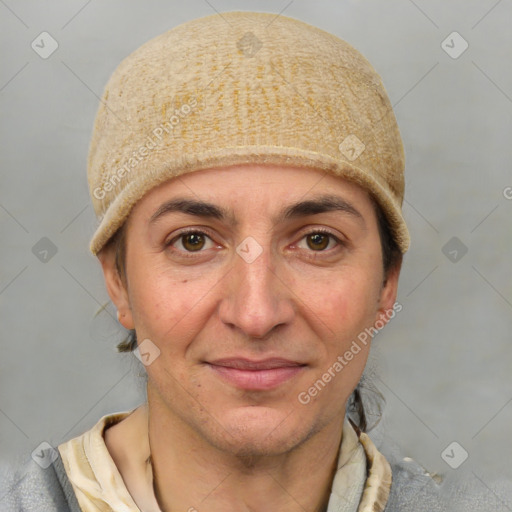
[
  {"xmin": 117, "ymin": 309, "xmax": 129, "ymax": 324},
  {"xmin": 97, "ymin": 247, "xmax": 135, "ymax": 330}
]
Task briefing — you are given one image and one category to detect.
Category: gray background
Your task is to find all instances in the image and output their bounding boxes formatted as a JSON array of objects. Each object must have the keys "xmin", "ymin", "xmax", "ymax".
[{"xmin": 1, "ymin": 0, "xmax": 511, "ymax": 495}]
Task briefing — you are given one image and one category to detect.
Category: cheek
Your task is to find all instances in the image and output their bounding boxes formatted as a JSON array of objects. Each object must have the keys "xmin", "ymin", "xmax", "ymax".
[
  {"xmin": 127, "ymin": 262, "xmax": 220, "ymax": 355},
  {"xmin": 294, "ymin": 267, "xmax": 379, "ymax": 398},
  {"xmin": 129, "ymin": 274, "xmax": 174, "ymax": 334},
  {"xmin": 298, "ymin": 266, "xmax": 380, "ymax": 340}
]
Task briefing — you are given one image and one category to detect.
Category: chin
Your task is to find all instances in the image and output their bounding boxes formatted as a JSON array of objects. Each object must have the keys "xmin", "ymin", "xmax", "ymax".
[{"xmin": 202, "ymin": 405, "xmax": 315, "ymax": 459}]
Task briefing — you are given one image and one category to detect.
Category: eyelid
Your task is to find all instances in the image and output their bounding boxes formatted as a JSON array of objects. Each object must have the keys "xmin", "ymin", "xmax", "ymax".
[
  {"xmin": 166, "ymin": 226, "xmax": 341, "ymax": 241},
  {"xmin": 299, "ymin": 226, "xmax": 341, "ymax": 239},
  {"xmin": 165, "ymin": 226, "xmax": 218, "ymax": 246}
]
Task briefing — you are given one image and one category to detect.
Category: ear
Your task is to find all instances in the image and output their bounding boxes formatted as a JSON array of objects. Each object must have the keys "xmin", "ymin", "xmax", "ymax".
[
  {"xmin": 97, "ymin": 245, "xmax": 135, "ymax": 330},
  {"xmin": 374, "ymin": 259, "xmax": 402, "ymax": 329}
]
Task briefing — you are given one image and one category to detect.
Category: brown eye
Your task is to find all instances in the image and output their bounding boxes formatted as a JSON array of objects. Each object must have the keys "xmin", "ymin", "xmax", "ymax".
[
  {"xmin": 165, "ymin": 229, "xmax": 220, "ymax": 259},
  {"xmin": 181, "ymin": 232, "xmax": 206, "ymax": 251},
  {"xmin": 306, "ymin": 232, "xmax": 330, "ymax": 251}
]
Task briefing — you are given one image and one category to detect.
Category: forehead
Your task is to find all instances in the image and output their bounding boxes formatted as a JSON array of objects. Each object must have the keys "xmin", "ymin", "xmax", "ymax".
[{"xmin": 130, "ymin": 164, "xmax": 375, "ymax": 221}]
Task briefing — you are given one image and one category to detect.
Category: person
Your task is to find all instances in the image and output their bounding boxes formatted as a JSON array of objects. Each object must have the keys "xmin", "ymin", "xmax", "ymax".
[{"xmin": 2, "ymin": 10, "xmax": 511, "ymax": 512}]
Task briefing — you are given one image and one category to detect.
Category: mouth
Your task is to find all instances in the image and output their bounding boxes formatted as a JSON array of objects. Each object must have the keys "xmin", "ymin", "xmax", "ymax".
[{"xmin": 206, "ymin": 357, "xmax": 307, "ymax": 391}]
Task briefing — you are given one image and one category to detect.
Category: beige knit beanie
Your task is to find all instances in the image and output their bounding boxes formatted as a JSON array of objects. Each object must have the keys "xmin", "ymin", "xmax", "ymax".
[{"xmin": 87, "ymin": 11, "xmax": 410, "ymax": 255}]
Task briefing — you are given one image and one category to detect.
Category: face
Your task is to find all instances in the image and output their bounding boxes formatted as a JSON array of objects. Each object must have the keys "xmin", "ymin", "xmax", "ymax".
[{"xmin": 100, "ymin": 164, "xmax": 400, "ymax": 457}]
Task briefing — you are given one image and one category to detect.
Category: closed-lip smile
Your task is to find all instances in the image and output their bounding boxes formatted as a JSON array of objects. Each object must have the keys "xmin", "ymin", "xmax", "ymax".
[{"xmin": 206, "ymin": 357, "xmax": 306, "ymax": 390}]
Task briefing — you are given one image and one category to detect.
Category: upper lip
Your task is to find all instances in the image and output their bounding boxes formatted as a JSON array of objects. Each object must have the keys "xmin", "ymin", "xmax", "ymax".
[{"xmin": 207, "ymin": 357, "xmax": 305, "ymax": 370}]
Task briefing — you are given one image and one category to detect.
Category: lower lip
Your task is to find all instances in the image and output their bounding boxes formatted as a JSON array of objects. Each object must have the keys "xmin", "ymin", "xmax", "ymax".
[{"xmin": 208, "ymin": 364, "xmax": 305, "ymax": 391}]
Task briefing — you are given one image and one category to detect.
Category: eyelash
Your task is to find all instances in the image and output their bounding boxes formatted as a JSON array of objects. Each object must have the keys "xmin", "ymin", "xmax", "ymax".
[{"xmin": 165, "ymin": 227, "xmax": 343, "ymax": 258}]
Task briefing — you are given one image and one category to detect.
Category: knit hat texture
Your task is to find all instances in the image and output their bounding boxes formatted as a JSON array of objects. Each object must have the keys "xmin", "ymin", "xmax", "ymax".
[{"xmin": 87, "ymin": 11, "xmax": 410, "ymax": 255}]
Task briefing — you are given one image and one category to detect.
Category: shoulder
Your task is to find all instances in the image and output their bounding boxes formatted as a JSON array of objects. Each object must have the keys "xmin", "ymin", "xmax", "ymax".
[
  {"xmin": 0, "ymin": 451, "xmax": 81, "ymax": 512},
  {"xmin": 1, "ymin": 409, "xmax": 138, "ymax": 512},
  {"xmin": 384, "ymin": 456, "xmax": 512, "ymax": 512},
  {"xmin": 384, "ymin": 456, "xmax": 443, "ymax": 511}
]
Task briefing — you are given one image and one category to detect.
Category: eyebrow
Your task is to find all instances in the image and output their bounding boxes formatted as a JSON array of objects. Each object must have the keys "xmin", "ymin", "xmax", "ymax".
[{"xmin": 149, "ymin": 194, "xmax": 365, "ymax": 227}]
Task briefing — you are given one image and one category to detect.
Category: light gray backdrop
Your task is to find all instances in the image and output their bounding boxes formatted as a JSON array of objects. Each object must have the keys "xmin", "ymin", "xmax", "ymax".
[{"xmin": 1, "ymin": 0, "xmax": 511, "ymax": 496}]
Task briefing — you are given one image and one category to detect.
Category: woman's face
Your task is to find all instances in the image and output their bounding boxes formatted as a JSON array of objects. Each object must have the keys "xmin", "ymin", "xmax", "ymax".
[{"xmin": 100, "ymin": 164, "xmax": 400, "ymax": 456}]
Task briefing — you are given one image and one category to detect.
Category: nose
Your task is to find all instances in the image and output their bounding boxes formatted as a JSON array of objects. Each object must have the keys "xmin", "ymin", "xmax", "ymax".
[{"xmin": 218, "ymin": 241, "xmax": 296, "ymax": 340}]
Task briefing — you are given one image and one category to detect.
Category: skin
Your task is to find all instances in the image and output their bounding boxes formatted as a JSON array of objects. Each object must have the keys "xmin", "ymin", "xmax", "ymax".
[{"xmin": 99, "ymin": 163, "xmax": 401, "ymax": 512}]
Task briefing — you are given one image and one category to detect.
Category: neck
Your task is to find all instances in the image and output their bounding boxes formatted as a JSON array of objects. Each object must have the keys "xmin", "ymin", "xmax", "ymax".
[{"xmin": 147, "ymin": 387, "xmax": 344, "ymax": 512}]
